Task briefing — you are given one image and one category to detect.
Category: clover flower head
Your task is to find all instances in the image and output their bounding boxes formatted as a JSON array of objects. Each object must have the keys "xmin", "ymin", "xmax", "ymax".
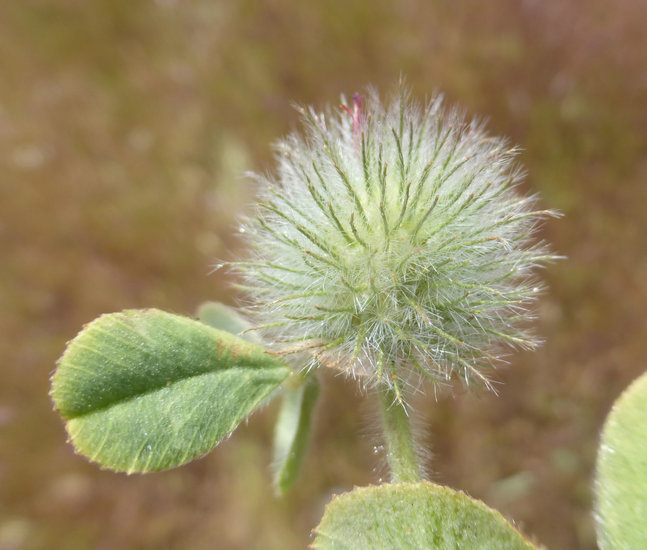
[{"xmin": 235, "ymin": 85, "xmax": 557, "ymax": 397}]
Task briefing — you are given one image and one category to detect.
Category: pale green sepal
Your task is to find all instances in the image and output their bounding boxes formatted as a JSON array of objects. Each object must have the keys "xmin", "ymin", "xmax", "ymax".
[
  {"xmin": 312, "ymin": 481, "xmax": 538, "ymax": 550},
  {"xmin": 197, "ymin": 301, "xmax": 261, "ymax": 343},
  {"xmin": 50, "ymin": 309, "xmax": 290, "ymax": 473},
  {"xmin": 595, "ymin": 370, "xmax": 647, "ymax": 550},
  {"xmin": 272, "ymin": 375, "xmax": 320, "ymax": 494}
]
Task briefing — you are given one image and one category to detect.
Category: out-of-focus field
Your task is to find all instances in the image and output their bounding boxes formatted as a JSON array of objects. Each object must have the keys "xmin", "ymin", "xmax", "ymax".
[{"xmin": 1, "ymin": 1, "xmax": 646, "ymax": 549}]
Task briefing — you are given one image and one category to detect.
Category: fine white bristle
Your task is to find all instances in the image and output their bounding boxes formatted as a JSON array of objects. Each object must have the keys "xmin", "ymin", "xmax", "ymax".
[{"xmin": 234, "ymin": 85, "xmax": 559, "ymax": 398}]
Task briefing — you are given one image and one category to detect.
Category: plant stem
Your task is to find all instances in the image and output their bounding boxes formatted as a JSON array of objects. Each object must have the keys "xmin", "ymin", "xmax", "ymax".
[{"xmin": 378, "ymin": 384, "xmax": 422, "ymax": 483}]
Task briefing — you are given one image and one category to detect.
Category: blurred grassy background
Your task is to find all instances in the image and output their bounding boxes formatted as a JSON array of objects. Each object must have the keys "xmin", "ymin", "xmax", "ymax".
[{"xmin": 1, "ymin": 1, "xmax": 646, "ymax": 549}]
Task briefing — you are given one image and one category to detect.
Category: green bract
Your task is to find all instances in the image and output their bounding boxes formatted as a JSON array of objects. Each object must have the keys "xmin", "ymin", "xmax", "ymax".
[
  {"xmin": 51, "ymin": 309, "xmax": 290, "ymax": 473},
  {"xmin": 272, "ymin": 376, "xmax": 320, "ymax": 494},
  {"xmin": 197, "ymin": 301, "xmax": 262, "ymax": 344}
]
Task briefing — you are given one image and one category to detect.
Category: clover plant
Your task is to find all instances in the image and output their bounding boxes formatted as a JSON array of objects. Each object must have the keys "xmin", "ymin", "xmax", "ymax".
[{"xmin": 50, "ymin": 84, "xmax": 646, "ymax": 549}]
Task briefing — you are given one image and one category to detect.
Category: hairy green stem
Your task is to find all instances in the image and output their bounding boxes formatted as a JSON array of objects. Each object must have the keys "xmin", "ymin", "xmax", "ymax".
[{"xmin": 378, "ymin": 385, "xmax": 422, "ymax": 483}]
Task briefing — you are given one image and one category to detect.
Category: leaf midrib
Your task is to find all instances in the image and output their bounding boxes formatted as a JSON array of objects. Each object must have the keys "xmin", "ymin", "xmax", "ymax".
[{"xmin": 61, "ymin": 363, "xmax": 288, "ymax": 420}]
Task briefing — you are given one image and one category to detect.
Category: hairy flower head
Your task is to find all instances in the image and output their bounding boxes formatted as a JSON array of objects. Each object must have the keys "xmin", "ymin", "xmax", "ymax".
[{"xmin": 234, "ymin": 86, "xmax": 557, "ymax": 396}]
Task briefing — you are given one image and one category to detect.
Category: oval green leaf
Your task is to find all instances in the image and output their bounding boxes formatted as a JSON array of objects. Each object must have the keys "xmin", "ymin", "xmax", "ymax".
[
  {"xmin": 595, "ymin": 370, "xmax": 647, "ymax": 550},
  {"xmin": 313, "ymin": 481, "xmax": 538, "ymax": 550},
  {"xmin": 51, "ymin": 309, "xmax": 290, "ymax": 473},
  {"xmin": 272, "ymin": 375, "xmax": 320, "ymax": 495}
]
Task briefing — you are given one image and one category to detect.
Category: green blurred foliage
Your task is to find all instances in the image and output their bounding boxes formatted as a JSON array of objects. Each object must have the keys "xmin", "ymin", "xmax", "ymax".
[{"xmin": 1, "ymin": 1, "xmax": 645, "ymax": 549}]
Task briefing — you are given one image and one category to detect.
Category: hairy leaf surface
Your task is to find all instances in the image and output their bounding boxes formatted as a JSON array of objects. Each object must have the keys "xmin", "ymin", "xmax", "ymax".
[
  {"xmin": 595, "ymin": 370, "xmax": 647, "ymax": 550},
  {"xmin": 51, "ymin": 309, "xmax": 290, "ymax": 473},
  {"xmin": 313, "ymin": 481, "xmax": 537, "ymax": 550}
]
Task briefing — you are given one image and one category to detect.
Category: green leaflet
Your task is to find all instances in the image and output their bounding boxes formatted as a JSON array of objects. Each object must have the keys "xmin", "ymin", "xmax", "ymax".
[
  {"xmin": 595, "ymin": 370, "xmax": 647, "ymax": 550},
  {"xmin": 50, "ymin": 309, "xmax": 290, "ymax": 473},
  {"xmin": 313, "ymin": 482, "xmax": 538, "ymax": 550},
  {"xmin": 197, "ymin": 302, "xmax": 320, "ymax": 493},
  {"xmin": 272, "ymin": 375, "xmax": 320, "ymax": 494}
]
